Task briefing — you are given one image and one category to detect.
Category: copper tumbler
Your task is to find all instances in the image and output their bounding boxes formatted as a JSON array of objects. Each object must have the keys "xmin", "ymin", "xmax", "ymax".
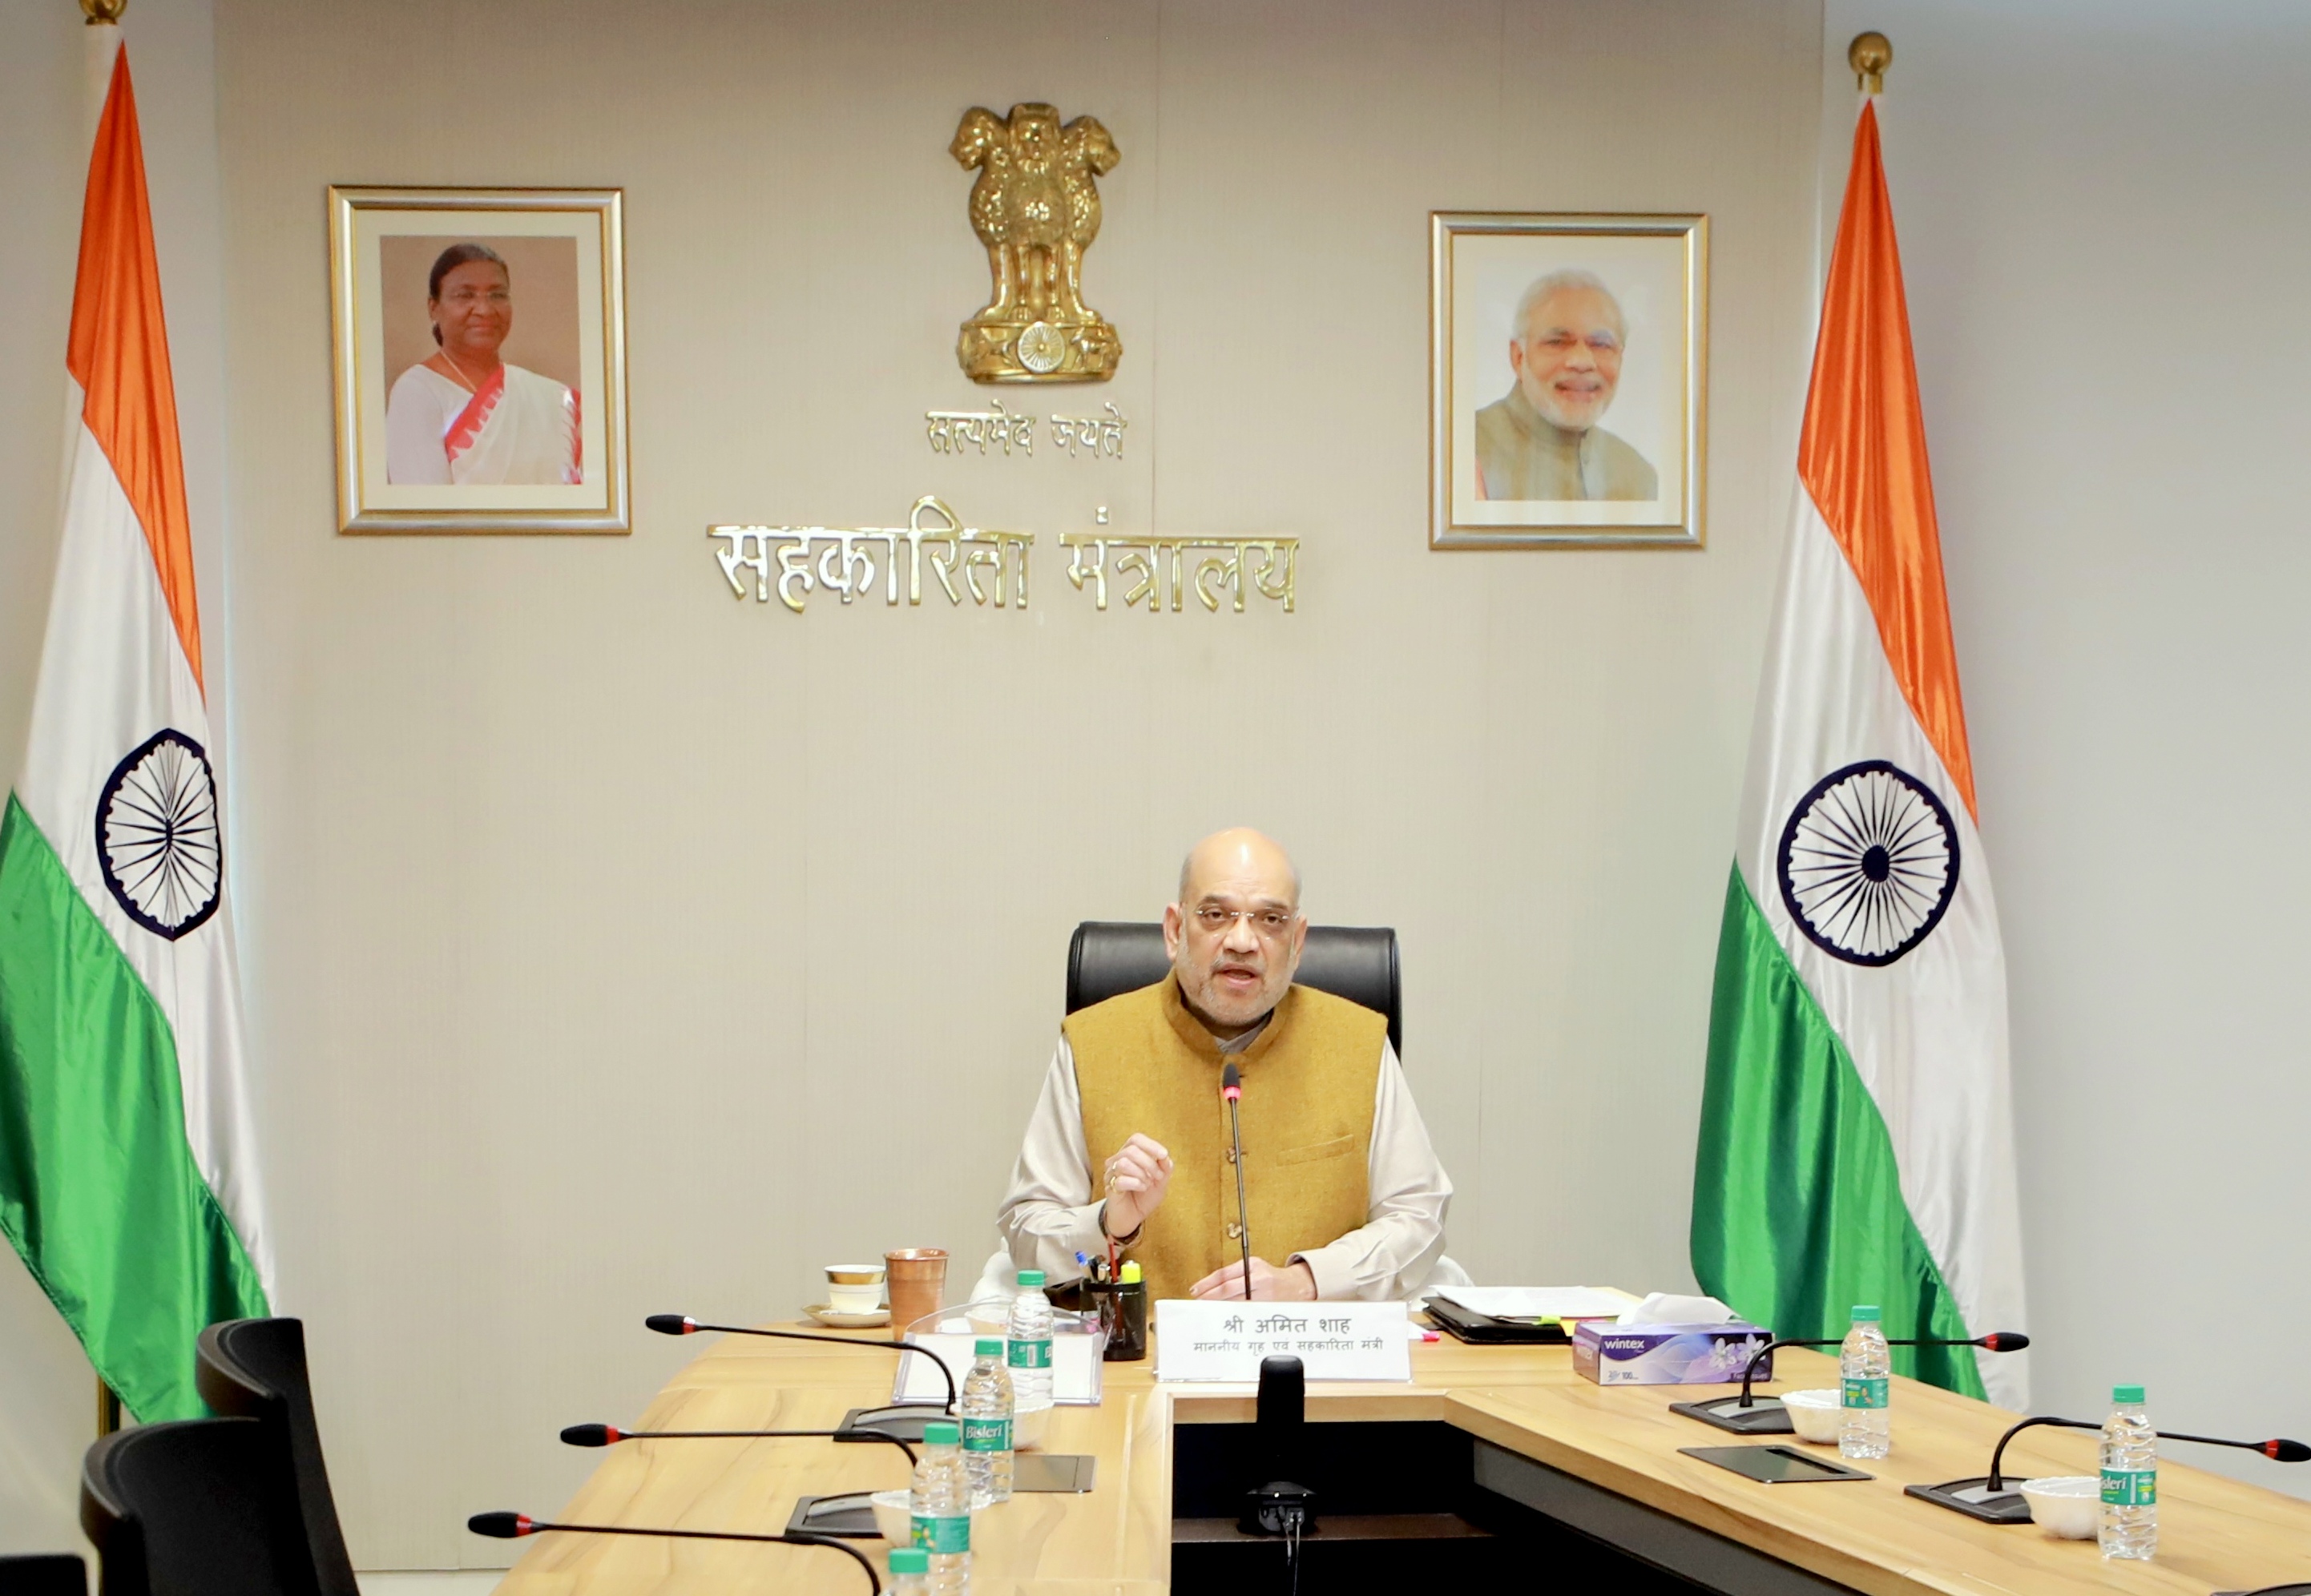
[{"xmin": 883, "ymin": 1247, "xmax": 948, "ymax": 1341}]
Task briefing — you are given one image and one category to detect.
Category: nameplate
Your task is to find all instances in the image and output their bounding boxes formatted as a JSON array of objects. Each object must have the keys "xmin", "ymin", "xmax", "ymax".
[{"xmin": 1153, "ymin": 1300, "xmax": 1411, "ymax": 1383}]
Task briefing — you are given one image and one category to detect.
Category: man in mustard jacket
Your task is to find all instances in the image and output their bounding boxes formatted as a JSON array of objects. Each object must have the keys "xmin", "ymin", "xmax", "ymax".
[{"xmin": 998, "ymin": 829, "xmax": 1453, "ymax": 1301}]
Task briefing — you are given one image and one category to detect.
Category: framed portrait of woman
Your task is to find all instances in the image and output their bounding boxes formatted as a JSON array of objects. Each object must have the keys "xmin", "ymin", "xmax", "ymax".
[
  {"xmin": 1430, "ymin": 212, "xmax": 1708, "ymax": 549},
  {"xmin": 329, "ymin": 187, "xmax": 629, "ymax": 534}
]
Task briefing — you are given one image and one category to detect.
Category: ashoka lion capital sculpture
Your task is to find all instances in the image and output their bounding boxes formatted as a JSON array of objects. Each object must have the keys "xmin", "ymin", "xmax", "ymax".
[{"xmin": 950, "ymin": 102, "xmax": 1120, "ymax": 383}]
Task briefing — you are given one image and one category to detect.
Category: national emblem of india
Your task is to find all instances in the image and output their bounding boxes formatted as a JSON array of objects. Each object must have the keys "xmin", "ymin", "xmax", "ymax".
[{"xmin": 950, "ymin": 102, "xmax": 1121, "ymax": 383}]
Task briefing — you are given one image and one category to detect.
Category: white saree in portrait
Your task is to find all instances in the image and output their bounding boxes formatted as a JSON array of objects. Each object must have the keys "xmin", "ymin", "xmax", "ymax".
[{"xmin": 384, "ymin": 361, "xmax": 580, "ymax": 486}]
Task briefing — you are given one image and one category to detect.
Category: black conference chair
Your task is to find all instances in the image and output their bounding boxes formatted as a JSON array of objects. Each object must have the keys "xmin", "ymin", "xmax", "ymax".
[
  {"xmin": 80, "ymin": 1417, "xmax": 315, "ymax": 1596},
  {"xmin": 0, "ymin": 1554, "xmax": 87, "ymax": 1596},
  {"xmin": 1065, "ymin": 921, "xmax": 1402, "ymax": 1058},
  {"xmin": 193, "ymin": 1319, "xmax": 357, "ymax": 1596}
]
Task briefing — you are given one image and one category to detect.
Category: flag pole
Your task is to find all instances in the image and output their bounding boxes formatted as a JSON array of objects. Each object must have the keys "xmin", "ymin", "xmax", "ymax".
[
  {"xmin": 80, "ymin": 0, "xmax": 130, "ymax": 1449},
  {"xmin": 1849, "ymin": 30, "xmax": 1890, "ymax": 95}
]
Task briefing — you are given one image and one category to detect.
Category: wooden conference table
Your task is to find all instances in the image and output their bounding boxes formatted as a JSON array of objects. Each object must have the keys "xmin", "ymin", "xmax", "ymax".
[{"xmin": 495, "ymin": 1320, "xmax": 2311, "ymax": 1596}]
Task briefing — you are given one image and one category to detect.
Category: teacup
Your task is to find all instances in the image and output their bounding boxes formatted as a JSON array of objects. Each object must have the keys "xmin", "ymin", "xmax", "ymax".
[{"xmin": 825, "ymin": 1264, "xmax": 886, "ymax": 1316}]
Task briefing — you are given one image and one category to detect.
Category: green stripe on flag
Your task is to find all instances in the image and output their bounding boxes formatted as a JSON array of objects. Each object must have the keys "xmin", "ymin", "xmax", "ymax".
[
  {"xmin": 1691, "ymin": 863, "xmax": 1982, "ymax": 1398},
  {"xmin": 0, "ymin": 792, "xmax": 267, "ymax": 1421}
]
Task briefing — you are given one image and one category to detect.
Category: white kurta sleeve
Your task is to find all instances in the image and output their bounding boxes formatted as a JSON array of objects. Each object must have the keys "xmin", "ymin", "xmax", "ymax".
[
  {"xmin": 1287, "ymin": 1040, "xmax": 1452, "ymax": 1301},
  {"xmin": 994, "ymin": 1037, "xmax": 1110, "ymax": 1284}
]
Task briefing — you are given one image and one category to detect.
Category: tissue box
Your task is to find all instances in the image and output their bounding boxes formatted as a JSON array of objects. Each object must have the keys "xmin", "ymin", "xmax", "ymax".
[{"xmin": 1571, "ymin": 1320, "xmax": 1773, "ymax": 1386}]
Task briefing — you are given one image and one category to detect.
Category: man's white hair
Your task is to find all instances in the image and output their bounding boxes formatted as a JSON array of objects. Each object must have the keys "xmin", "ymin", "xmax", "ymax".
[{"xmin": 1513, "ymin": 269, "xmax": 1626, "ymax": 345}]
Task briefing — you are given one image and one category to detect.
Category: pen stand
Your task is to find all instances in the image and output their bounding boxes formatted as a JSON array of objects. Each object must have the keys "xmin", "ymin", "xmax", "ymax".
[{"xmin": 1083, "ymin": 1279, "xmax": 1147, "ymax": 1360}]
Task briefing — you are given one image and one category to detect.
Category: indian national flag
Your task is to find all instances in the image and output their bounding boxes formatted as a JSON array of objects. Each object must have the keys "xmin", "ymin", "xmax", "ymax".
[
  {"xmin": 0, "ymin": 43, "xmax": 271, "ymax": 1421},
  {"xmin": 1690, "ymin": 100, "xmax": 2027, "ymax": 1407}
]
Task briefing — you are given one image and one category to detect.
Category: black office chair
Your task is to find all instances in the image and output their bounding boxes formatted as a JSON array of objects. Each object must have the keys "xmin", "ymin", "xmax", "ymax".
[
  {"xmin": 80, "ymin": 1418, "xmax": 315, "ymax": 1596},
  {"xmin": 0, "ymin": 1554, "xmax": 87, "ymax": 1596},
  {"xmin": 194, "ymin": 1319, "xmax": 357, "ymax": 1596},
  {"xmin": 1065, "ymin": 921, "xmax": 1402, "ymax": 1058}
]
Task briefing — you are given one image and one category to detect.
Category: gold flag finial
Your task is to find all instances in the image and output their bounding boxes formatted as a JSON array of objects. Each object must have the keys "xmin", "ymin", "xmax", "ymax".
[
  {"xmin": 1849, "ymin": 31, "xmax": 1891, "ymax": 95},
  {"xmin": 82, "ymin": 0, "xmax": 127, "ymax": 22}
]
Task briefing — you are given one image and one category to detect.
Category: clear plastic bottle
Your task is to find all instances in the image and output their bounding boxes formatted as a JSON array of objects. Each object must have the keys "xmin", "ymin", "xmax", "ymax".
[
  {"xmin": 960, "ymin": 1336, "xmax": 1014, "ymax": 1506},
  {"xmin": 909, "ymin": 1419, "xmax": 971, "ymax": 1596},
  {"xmin": 1838, "ymin": 1304, "xmax": 1891, "ymax": 1459},
  {"xmin": 887, "ymin": 1547, "xmax": 930, "ymax": 1596},
  {"xmin": 2099, "ymin": 1383, "xmax": 2158, "ymax": 1560},
  {"xmin": 1006, "ymin": 1268, "xmax": 1055, "ymax": 1414}
]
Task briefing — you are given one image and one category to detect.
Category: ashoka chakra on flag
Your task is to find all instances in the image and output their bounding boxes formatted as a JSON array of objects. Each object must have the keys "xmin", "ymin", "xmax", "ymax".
[
  {"xmin": 97, "ymin": 727, "xmax": 223, "ymax": 941},
  {"xmin": 1777, "ymin": 760, "xmax": 1958, "ymax": 967}
]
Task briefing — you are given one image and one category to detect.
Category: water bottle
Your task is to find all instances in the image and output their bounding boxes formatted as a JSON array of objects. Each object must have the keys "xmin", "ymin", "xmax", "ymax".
[
  {"xmin": 887, "ymin": 1547, "xmax": 930, "ymax": 1596},
  {"xmin": 1838, "ymin": 1304, "xmax": 1891, "ymax": 1459},
  {"xmin": 960, "ymin": 1336, "xmax": 1014, "ymax": 1505},
  {"xmin": 1006, "ymin": 1268, "xmax": 1055, "ymax": 1413},
  {"xmin": 909, "ymin": 1419, "xmax": 971, "ymax": 1595},
  {"xmin": 2099, "ymin": 1384, "xmax": 2158, "ymax": 1560}
]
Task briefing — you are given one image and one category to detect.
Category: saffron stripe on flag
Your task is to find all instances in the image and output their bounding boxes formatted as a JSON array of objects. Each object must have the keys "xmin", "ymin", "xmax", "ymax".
[
  {"xmin": 66, "ymin": 47, "xmax": 203, "ymax": 693},
  {"xmin": 1796, "ymin": 102, "xmax": 1973, "ymax": 820}
]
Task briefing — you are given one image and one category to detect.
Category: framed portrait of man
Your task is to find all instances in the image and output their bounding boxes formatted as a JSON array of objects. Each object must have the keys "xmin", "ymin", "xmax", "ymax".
[
  {"xmin": 1430, "ymin": 212, "xmax": 1707, "ymax": 549},
  {"xmin": 329, "ymin": 187, "xmax": 629, "ymax": 534}
]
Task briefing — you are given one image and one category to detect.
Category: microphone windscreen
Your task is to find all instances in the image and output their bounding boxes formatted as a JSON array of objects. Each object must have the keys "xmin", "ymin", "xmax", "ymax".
[
  {"xmin": 561, "ymin": 1424, "xmax": 617, "ymax": 1447},
  {"xmin": 1221, "ymin": 1062, "xmax": 1241, "ymax": 1097},
  {"xmin": 2268, "ymin": 1438, "xmax": 2311, "ymax": 1463},
  {"xmin": 468, "ymin": 1513, "xmax": 530, "ymax": 1539},
  {"xmin": 1978, "ymin": 1332, "xmax": 2031, "ymax": 1352},
  {"xmin": 644, "ymin": 1314, "xmax": 692, "ymax": 1336}
]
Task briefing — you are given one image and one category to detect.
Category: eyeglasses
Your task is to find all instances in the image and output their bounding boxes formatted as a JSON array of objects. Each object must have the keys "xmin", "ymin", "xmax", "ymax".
[{"xmin": 1189, "ymin": 905, "xmax": 1300, "ymax": 940}]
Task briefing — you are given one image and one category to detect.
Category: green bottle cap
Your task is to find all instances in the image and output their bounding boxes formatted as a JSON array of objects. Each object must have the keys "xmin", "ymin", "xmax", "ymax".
[
  {"xmin": 2114, "ymin": 1384, "xmax": 2146, "ymax": 1405},
  {"xmin": 889, "ymin": 1549, "xmax": 930, "ymax": 1574},
  {"xmin": 976, "ymin": 1337, "xmax": 1002, "ymax": 1357},
  {"xmin": 1850, "ymin": 1304, "xmax": 1881, "ymax": 1322},
  {"xmin": 924, "ymin": 1420, "xmax": 960, "ymax": 1445},
  {"xmin": 1018, "ymin": 1270, "xmax": 1046, "ymax": 1288}
]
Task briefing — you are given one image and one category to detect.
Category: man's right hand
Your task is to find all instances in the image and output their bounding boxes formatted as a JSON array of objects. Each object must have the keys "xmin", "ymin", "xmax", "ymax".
[{"xmin": 1100, "ymin": 1133, "xmax": 1173, "ymax": 1239}]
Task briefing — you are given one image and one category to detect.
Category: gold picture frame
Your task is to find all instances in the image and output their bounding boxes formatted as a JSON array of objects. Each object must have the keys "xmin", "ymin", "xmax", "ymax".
[
  {"xmin": 1430, "ymin": 212, "xmax": 1707, "ymax": 549},
  {"xmin": 328, "ymin": 186, "xmax": 629, "ymax": 534}
]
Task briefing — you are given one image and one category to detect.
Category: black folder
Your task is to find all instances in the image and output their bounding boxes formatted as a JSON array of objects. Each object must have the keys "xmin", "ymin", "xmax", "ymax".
[{"xmin": 1423, "ymin": 1294, "xmax": 1573, "ymax": 1345}]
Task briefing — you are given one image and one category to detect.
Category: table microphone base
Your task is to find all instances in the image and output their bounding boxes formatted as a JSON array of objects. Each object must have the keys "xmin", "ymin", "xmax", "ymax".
[
  {"xmin": 1668, "ymin": 1395, "xmax": 1796, "ymax": 1434},
  {"xmin": 1903, "ymin": 1477, "xmax": 2035, "ymax": 1524},
  {"xmin": 834, "ymin": 1405, "xmax": 942, "ymax": 1445},
  {"xmin": 786, "ymin": 1492, "xmax": 881, "ymax": 1539}
]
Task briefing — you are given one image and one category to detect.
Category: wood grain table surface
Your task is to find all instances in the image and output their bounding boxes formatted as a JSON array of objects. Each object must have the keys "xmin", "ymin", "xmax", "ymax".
[{"xmin": 494, "ymin": 1325, "xmax": 2311, "ymax": 1596}]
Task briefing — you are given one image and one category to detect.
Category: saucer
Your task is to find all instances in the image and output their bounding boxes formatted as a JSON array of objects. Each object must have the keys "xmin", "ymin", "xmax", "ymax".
[{"xmin": 805, "ymin": 1303, "xmax": 890, "ymax": 1328}]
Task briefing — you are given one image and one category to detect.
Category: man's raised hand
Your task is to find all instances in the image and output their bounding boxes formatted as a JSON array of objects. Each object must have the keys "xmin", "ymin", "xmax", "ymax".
[{"xmin": 1100, "ymin": 1133, "xmax": 1173, "ymax": 1239}]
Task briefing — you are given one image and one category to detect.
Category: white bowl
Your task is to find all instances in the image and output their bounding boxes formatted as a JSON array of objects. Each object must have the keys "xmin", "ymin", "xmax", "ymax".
[
  {"xmin": 2020, "ymin": 1476, "xmax": 2099, "ymax": 1539},
  {"xmin": 1780, "ymin": 1388, "xmax": 1842, "ymax": 1445},
  {"xmin": 869, "ymin": 1489, "xmax": 912, "ymax": 1544},
  {"xmin": 1012, "ymin": 1401, "xmax": 1052, "ymax": 1451}
]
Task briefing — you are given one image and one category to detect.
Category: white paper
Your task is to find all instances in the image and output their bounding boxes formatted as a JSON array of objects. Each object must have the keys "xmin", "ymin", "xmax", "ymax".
[
  {"xmin": 892, "ymin": 1332, "xmax": 1103, "ymax": 1406},
  {"xmin": 1154, "ymin": 1299, "xmax": 1412, "ymax": 1383},
  {"xmin": 1434, "ymin": 1286, "xmax": 1631, "ymax": 1321},
  {"xmin": 1615, "ymin": 1291, "xmax": 1738, "ymax": 1326}
]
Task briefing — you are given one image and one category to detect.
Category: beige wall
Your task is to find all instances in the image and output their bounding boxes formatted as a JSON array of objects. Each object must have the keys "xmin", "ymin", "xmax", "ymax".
[
  {"xmin": 1, "ymin": 0, "xmax": 1818, "ymax": 1567},
  {"xmin": 13, "ymin": 0, "xmax": 2311, "ymax": 1574},
  {"xmin": 208, "ymin": 0, "xmax": 1816, "ymax": 1566}
]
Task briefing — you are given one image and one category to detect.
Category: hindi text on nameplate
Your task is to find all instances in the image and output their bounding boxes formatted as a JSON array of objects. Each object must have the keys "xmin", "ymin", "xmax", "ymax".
[{"xmin": 1153, "ymin": 1300, "xmax": 1411, "ymax": 1383}]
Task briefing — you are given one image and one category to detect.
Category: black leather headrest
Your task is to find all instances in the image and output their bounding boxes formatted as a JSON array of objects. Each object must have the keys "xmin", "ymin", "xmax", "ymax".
[{"xmin": 1065, "ymin": 921, "xmax": 1402, "ymax": 1059}]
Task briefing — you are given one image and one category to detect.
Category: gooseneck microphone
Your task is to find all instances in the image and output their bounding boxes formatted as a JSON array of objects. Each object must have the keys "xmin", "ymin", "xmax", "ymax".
[
  {"xmin": 1908, "ymin": 1416, "xmax": 2309, "ymax": 1523},
  {"xmin": 560, "ymin": 1421, "xmax": 918, "ymax": 1465},
  {"xmin": 467, "ymin": 1512, "xmax": 880, "ymax": 1593},
  {"xmin": 1670, "ymin": 1331, "xmax": 2030, "ymax": 1434},
  {"xmin": 645, "ymin": 1314, "xmax": 957, "ymax": 1413},
  {"xmin": 1222, "ymin": 1062, "xmax": 1252, "ymax": 1299}
]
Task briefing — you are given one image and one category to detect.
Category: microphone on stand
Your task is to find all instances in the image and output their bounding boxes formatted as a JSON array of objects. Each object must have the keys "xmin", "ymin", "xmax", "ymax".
[
  {"xmin": 1670, "ymin": 1331, "xmax": 2030, "ymax": 1434},
  {"xmin": 1222, "ymin": 1062, "xmax": 1252, "ymax": 1300},
  {"xmin": 645, "ymin": 1314, "xmax": 958, "ymax": 1426},
  {"xmin": 1908, "ymin": 1417, "xmax": 2309, "ymax": 1523},
  {"xmin": 560, "ymin": 1422, "xmax": 918, "ymax": 1465},
  {"xmin": 467, "ymin": 1511, "xmax": 881, "ymax": 1593}
]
